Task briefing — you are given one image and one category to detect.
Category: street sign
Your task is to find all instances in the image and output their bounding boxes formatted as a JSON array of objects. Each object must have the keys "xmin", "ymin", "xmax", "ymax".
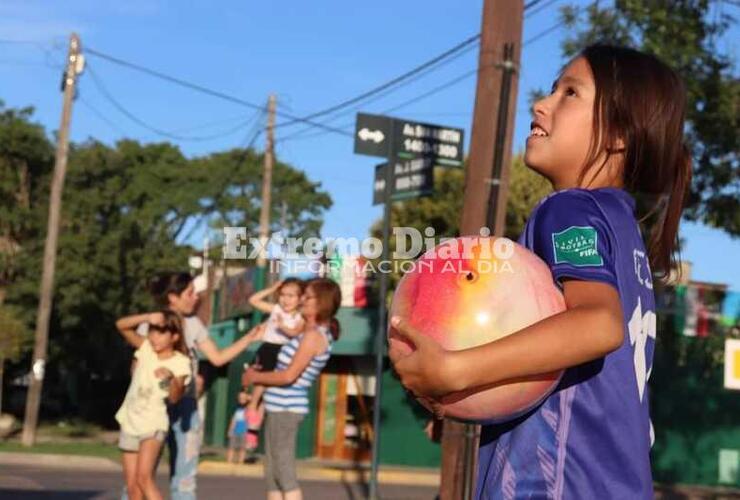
[
  {"xmin": 355, "ymin": 113, "xmax": 465, "ymax": 167},
  {"xmin": 372, "ymin": 157, "xmax": 435, "ymax": 205},
  {"xmin": 354, "ymin": 113, "xmax": 392, "ymax": 158},
  {"xmin": 394, "ymin": 118, "xmax": 464, "ymax": 166},
  {"xmin": 355, "ymin": 111, "xmax": 460, "ymax": 499}
]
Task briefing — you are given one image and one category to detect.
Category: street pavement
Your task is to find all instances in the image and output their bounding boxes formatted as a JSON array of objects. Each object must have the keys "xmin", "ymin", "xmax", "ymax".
[{"xmin": 0, "ymin": 462, "xmax": 440, "ymax": 500}]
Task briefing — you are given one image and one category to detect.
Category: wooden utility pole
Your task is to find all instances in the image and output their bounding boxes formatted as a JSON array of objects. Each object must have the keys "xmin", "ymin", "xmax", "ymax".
[
  {"xmin": 254, "ymin": 95, "xmax": 276, "ymax": 296},
  {"xmin": 257, "ymin": 95, "xmax": 276, "ymax": 269},
  {"xmin": 441, "ymin": 1, "xmax": 523, "ymax": 498},
  {"xmin": 22, "ymin": 33, "xmax": 84, "ymax": 446}
]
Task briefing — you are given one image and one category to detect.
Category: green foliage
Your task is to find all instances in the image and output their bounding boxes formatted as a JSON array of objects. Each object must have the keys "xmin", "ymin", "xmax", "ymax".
[
  {"xmin": 0, "ymin": 102, "xmax": 54, "ymax": 290},
  {"xmin": 560, "ymin": 0, "xmax": 739, "ymax": 236},
  {"xmin": 0, "ymin": 305, "xmax": 30, "ymax": 362}
]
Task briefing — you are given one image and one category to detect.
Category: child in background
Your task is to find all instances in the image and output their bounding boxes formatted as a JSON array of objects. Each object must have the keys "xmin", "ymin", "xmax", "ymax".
[
  {"xmin": 115, "ymin": 310, "xmax": 191, "ymax": 500},
  {"xmin": 390, "ymin": 45, "xmax": 691, "ymax": 499},
  {"xmin": 226, "ymin": 391, "xmax": 251, "ymax": 464},
  {"xmin": 246, "ymin": 279, "xmax": 306, "ymax": 451}
]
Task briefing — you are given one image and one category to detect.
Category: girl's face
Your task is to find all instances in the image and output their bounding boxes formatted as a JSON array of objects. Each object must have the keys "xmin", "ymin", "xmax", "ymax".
[
  {"xmin": 148, "ymin": 327, "xmax": 179, "ymax": 353},
  {"xmin": 300, "ymin": 286, "xmax": 318, "ymax": 320},
  {"xmin": 169, "ymin": 282, "xmax": 199, "ymax": 315},
  {"xmin": 525, "ymin": 57, "xmax": 598, "ymax": 189},
  {"xmin": 237, "ymin": 392, "xmax": 249, "ymax": 405},
  {"xmin": 278, "ymin": 284, "xmax": 302, "ymax": 313}
]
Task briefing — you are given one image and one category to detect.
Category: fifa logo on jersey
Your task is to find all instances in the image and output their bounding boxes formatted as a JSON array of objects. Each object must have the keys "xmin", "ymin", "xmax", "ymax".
[{"xmin": 633, "ymin": 250, "xmax": 653, "ymax": 290}]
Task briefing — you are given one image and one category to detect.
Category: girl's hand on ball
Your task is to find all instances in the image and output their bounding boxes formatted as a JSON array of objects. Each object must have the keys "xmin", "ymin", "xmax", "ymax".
[{"xmin": 389, "ymin": 316, "xmax": 464, "ymax": 399}]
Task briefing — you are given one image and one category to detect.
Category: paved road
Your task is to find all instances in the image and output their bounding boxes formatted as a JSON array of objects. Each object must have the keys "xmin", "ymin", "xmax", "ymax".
[{"xmin": 0, "ymin": 463, "xmax": 439, "ymax": 500}]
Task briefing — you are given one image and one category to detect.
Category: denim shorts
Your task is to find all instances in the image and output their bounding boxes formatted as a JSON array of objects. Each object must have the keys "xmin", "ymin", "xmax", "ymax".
[{"xmin": 118, "ymin": 429, "xmax": 167, "ymax": 452}]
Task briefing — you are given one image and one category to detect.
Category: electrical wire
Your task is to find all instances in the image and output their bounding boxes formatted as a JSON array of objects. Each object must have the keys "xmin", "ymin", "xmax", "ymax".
[
  {"xmin": 279, "ymin": 15, "xmax": 568, "ymax": 144},
  {"xmin": 276, "ymin": 0, "xmax": 564, "ymax": 143},
  {"xmin": 84, "ymin": 47, "xmax": 353, "ymax": 137},
  {"xmin": 272, "ymin": 34, "xmax": 481, "ymax": 129},
  {"xmin": 85, "ymin": 66, "xmax": 264, "ymax": 142}
]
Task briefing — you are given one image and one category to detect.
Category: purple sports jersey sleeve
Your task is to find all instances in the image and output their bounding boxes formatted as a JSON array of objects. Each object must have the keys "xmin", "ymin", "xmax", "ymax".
[
  {"xmin": 477, "ymin": 188, "xmax": 657, "ymax": 500},
  {"xmin": 522, "ymin": 189, "xmax": 619, "ymax": 291}
]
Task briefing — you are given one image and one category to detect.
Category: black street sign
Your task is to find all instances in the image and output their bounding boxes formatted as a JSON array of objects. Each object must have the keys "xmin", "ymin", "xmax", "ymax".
[
  {"xmin": 394, "ymin": 118, "xmax": 464, "ymax": 166},
  {"xmin": 354, "ymin": 113, "xmax": 392, "ymax": 158},
  {"xmin": 355, "ymin": 113, "xmax": 464, "ymax": 167},
  {"xmin": 372, "ymin": 157, "xmax": 435, "ymax": 205}
]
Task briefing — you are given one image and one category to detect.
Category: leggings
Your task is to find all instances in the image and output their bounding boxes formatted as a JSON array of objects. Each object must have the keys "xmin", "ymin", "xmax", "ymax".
[{"xmin": 264, "ymin": 411, "xmax": 304, "ymax": 492}]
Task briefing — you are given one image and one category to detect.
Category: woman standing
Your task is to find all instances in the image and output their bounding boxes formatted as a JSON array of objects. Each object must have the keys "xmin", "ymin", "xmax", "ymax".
[
  {"xmin": 118, "ymin": 271, "xmax": 264, "ymax": 500},
  {"xmin": 242, "ymin": 278, "xmax": 341, "ymax": 500}
]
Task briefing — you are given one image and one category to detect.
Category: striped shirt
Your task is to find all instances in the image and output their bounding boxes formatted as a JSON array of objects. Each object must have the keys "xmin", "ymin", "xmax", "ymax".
[{"xmin": 263, "ymin": 325, "xmax": 333, "ymax": 414}]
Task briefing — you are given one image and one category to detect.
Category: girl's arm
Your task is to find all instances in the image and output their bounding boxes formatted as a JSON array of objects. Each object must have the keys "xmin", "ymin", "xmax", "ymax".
[
  {"xmin": 277, "ymin": 317, "xmax": 305, "ymax": 337},
  {"xmin": 115, "ymin": 312, "xmax": 163, "ymax": 349},
  {"xmin": 167, "ymin": 375, "xmax": 186, "ymax": 404},
  {"xmin": 155, "ymin": 366, "xmax": 187, "ymax": 404},
  {"xmin": 248, "ymin": 281, "xmax": 282, "ymax": 314},
  {"xmin": 197, "ymin": 324, "xmax": 265, "ymax": 367},
  {"xmin": 227, "ymin": 415, "xmax": 235, "ymax": 436},
  {"xmin": 242, "ymin": 329, "xmax": 324, "ymax": 387},
  {"xmin": 389, "ymin": 280, "xmax": 623, "ymax": 399}
]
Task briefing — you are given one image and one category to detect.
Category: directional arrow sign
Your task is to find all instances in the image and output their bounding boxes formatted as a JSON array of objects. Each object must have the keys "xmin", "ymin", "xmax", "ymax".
[
  {"xmin": 354, "ymin": 113, "xmax": 392, "ymax": 158},
  {"xmin": 358, "ymin": 128, "xmax": 385, "ymax": 143}
]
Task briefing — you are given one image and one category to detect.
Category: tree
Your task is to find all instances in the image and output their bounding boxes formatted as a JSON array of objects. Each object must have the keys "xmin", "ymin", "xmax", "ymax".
[
  {"xmin": 0, "ymin": 102, "xmax": 54, "ymax": 304},
  {"xmin": 560, "ymin": 0, "xmax": 739, "ymax": 236},
  {"xmin": 369, "ymin": 155, "xmax": 551, "ymax": 291},
  {"xmin": 192, "ymin": 149, "xmax": 332, "ymax": 240},
  {"xmin": 0, "ymin": 305, "xmax": 30, "ymax": 414}
]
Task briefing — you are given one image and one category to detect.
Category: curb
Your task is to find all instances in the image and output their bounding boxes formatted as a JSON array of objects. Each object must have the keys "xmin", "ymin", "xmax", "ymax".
[
  {"xmin": 198, "ymin": 460, "xmax": 440, "ymax": 487},
  {"xmin": 0, "ymin": 452, "xmax": 439, "ymax": 487},
  {"xmin": 0, "ymin": 452, "xmax": 120, "ymax": 471}
]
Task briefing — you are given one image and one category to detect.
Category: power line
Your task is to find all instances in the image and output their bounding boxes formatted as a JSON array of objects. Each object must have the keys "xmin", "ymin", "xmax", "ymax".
[
  {"xmin": 272, "ymin": 34, "xmax": 481, "ymax": 129},
  {"xmin": 84, "ymin": 47, "xmax": 352, "ymax": 137},
  {"xmin": 525, "ymin": 0, "xmax": 562, "ymax": 18},
  {"xmin": 85, "ymin": 66, "xmax": 263, "ymax": 142},
  {"xmin": 275, "ymin": 44, "xmax": 479, "ymax": 142},
  {"xmin": 523, "ymin": 18, "xmax": 566, "ymax": 45},
  {"xmin": 279, "ymin": 15, "xmax": 568, "ymax": 145},
  {"xmin": 275, "ymin": 0, "xmax": 562, "ymax": 143},
  {"xmin": 78, "ymin": 95, "xmax": 128, "ymax": 135}
]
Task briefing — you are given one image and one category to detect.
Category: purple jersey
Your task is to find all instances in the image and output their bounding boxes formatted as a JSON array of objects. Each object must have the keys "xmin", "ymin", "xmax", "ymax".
[{"xmin": 476, "ymin": 188, "xmax": 656, "ymax": 499}]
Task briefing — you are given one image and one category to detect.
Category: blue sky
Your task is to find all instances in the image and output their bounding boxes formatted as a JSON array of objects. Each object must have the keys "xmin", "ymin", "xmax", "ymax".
[{"xmin": 1, "ymin": 0, "xmax": 737, "ymax": 289}]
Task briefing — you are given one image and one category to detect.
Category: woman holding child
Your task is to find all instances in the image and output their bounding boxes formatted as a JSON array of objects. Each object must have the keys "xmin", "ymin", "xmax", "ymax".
[{"xmin": 242, "ymin": 277, "xmax": 341, "ymax": 500}]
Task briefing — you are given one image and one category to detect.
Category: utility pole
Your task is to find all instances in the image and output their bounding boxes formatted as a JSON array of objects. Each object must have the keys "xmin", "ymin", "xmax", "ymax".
[
  {"xmin": 440, "ymin": 1, "xmax": 523, "ymax": 498},
  {"xmin": 254, "ymin": 95, "xmax": 276, "ymax": 299},
  {"xmin": 22, "ymin": 33, "xmax": 84, "ymax": 446}
]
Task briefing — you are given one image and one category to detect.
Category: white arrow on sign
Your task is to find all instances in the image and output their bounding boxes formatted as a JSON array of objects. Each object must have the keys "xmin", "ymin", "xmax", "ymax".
[{"xmin": 358, "ymin": 128, "xmax": 385, "ymax": 143}]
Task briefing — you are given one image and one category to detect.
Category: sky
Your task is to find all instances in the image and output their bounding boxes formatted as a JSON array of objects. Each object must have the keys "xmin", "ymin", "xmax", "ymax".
[{"xmin": 1, "ymin": 0, "xmax": 738, "ymax": 289}]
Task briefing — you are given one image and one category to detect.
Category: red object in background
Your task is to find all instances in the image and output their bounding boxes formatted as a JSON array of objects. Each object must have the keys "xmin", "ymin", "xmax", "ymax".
[
  {"xmin": 353, "ymin": 256, "xmax": 368, "ymax": 308},
  {"xmin": 696, "ymin": 288, "xmax": 710, "ymax": 338}
]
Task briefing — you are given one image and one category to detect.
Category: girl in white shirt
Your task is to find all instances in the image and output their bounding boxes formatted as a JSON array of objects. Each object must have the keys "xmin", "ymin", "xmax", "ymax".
[{"xmin": 115, "ymin": 310, "xmax": 190, "ymax": 500}]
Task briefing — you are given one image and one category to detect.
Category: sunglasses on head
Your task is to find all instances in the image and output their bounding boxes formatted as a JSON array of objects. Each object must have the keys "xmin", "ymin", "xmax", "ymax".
[{"xmin": 149, "ymin": 324, "xmax": 175, "ymax": 333}]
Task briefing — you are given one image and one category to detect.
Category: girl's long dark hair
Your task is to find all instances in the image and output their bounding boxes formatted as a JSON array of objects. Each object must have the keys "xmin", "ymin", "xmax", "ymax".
[
  {"xmin": 577, "ymin": 44, "xmax": 691, "ymax": 279},
  {"xmin": 149, "ymin": 272, "xmax": 193, "ymax": 307}
]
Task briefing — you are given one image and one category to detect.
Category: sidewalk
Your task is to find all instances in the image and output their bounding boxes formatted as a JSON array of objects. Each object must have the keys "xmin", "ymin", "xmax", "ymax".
[{"xmin": 0, "ymin": 451, "xmax": 440, "ymax": 487}]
